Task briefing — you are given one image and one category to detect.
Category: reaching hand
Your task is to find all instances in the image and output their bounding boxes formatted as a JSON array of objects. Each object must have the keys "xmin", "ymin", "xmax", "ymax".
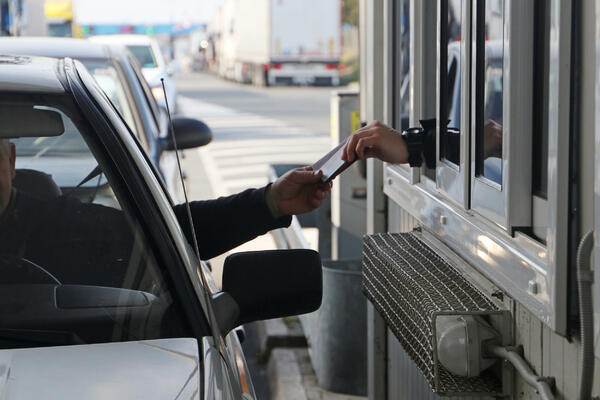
[
  {"xmin": 342, "ymin": 121, "xmax": 409, "ymax": 164},
  {"xmin": 266, "ymin": 166, "xmax": 332, "ymax": 218}
]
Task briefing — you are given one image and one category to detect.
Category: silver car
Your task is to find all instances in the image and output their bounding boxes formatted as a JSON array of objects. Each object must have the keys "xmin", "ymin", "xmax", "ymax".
[{"xmin": 0, "ymin": 55, "xmax": 322, "ymax": 399}]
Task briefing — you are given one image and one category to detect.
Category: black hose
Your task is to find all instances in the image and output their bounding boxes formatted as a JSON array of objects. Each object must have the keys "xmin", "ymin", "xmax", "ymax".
[{"xmin": 577, "ymin": 231, "xmax": 594, "ymax": 400}]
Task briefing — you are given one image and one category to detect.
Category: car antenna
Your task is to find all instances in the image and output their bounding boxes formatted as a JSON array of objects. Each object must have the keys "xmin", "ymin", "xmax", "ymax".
[{"xmin": 161, "ymin": 78, "xmax": 222, "ymax": 343}]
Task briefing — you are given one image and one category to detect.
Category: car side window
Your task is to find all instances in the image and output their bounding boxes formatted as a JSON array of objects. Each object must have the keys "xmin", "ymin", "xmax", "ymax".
[
  {"xmin": 0, "ymin": 97, "xmax": 191, "ymax": 349},
  {"xmin": 129, "ymin": 54, "xmax": 162, "ymax": 128},
  {"xmin": 83, "ymin": 60, "xmax": 140, "ymax": 139}
]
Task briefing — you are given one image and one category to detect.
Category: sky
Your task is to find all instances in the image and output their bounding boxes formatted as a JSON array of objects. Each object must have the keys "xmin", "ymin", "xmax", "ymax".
[{"xmin": 74, "ymin": 0, "xmax": 221, "ymax": 25}]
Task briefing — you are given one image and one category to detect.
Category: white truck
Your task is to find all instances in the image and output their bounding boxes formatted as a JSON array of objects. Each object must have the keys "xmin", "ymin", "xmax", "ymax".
[{"xmin": 215, "ymin": 0, "xmax": 341, "ymax": 86}]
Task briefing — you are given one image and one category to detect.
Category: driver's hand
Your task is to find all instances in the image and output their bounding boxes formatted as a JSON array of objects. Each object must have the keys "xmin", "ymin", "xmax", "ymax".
[{"xmin": 266, "ymin": 166, "xmax": 332, "ymax": 218}]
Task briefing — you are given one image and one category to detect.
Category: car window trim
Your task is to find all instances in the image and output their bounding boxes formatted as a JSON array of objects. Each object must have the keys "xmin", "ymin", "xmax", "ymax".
[
  {"xmin": 109, "ymin": 57, "xmax": 149, "ymax": 149},
  {"xmin": 128, "ymin": 54, "xmax": 161, "ymax": 127},
  {"xmin": 65, "ymin": 57, "xmax": 211, "ymax": 340}
]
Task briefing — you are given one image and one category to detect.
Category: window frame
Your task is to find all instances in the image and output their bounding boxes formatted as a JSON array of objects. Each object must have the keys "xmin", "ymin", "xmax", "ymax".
[
  {"xmin": 435, "ymin": 0, "xmax": 471, "ymax": 207},
  {"xmin": 384, "ymin": 0, "xmax": 571, "ymax": 334},
  {"xmin": 469, "ymin": 0, "xmax": 533, "ymax": 230},
  {"xmin": 387, "ymin": 0, "xmax": 437, "ymax": 185}
]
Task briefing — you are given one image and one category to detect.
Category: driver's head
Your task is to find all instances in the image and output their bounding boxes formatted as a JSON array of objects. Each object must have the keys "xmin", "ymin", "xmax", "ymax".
[{"xmin": 0, "ymin": 139, "xmax": 16, "ymax": 214}]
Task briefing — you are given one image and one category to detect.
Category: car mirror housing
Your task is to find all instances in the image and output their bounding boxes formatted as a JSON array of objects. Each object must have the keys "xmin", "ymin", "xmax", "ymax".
[
  {"xmin": 0, "ymin": 105, "xmax": 64, "ymax": 138},
  {"xmin": 212, "ymin": 249, "xmax": 323, "ymax": 335},
  {"xmin": 162, "ymin": 117, "xmax": 212, "ymax": 151}
]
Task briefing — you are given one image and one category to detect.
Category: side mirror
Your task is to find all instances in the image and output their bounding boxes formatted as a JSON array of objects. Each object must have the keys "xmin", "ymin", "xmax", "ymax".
[
  {"xmin": 212, "ymin": 249, "xmax": 322, "ymax": 336},
  {"xmin": 161, "ymin": 117, "xmax": 212, "ymax": 151}
]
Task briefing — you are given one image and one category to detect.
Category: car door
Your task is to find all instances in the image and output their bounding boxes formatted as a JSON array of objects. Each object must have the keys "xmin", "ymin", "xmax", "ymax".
[{"xmin": 68, "ymin": 58, "xmax": 247, "ymax": 400}]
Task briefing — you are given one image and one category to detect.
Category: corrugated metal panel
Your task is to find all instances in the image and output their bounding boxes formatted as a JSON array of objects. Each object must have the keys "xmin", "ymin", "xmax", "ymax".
[{"xmin": 387, "ymin": 199, "xmax": 417, "ymax": 233}]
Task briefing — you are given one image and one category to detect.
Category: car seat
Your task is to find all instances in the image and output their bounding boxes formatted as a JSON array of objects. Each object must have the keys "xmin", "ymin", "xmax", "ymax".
[{"xmin": 12, "ymin": 169, "xmax": 62, "ymax": 200}]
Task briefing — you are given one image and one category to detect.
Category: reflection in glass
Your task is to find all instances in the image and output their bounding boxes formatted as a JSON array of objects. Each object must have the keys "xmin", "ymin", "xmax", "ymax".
[
  {"xmin": 532, "ymin": 0, "xmax": 549, "ymax": 199},
  {"xmin": 440, "ymin": 0, "xmax": 461, "ymax": 165},
  {"xmin": 398, "ymin": 0, "xmax": 410, "ymax": 127},
  {"xmin": 476, "ymin": 0, "xmax": 504, "ymax": 184},
  {"xmin": 83, "ymin": 60, "xmax": 138, "ymax": 136}
]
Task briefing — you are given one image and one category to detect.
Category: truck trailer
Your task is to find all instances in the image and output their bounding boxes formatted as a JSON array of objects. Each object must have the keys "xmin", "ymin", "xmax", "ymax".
[{"xmin": 214, "ymin": 0, "xmax": 342, "ymax": 86}]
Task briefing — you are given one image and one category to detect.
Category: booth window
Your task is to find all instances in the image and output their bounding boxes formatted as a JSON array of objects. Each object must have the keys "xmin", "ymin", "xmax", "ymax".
[
  {"xmin": 440, "ymin": 0, "xmax": 462, "ymax": 166},
  {"xmin": 475, "ymin": 0, "xmax": 504, "ymax": 185},
  {"xmin": 397, "ymin": 0, "xmax": 410, "ymax": 129}
]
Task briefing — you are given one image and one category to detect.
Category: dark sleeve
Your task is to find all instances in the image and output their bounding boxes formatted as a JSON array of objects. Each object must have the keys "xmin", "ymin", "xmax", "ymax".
[{"xmin": 173, "ymin": 185, "xmax": 292, "ymax": 260}]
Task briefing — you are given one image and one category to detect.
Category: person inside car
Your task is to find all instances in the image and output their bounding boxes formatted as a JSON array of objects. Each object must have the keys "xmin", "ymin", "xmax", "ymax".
[{"xmin": 0, "ymin": 138, "xmax": 331, "ymax": 286}]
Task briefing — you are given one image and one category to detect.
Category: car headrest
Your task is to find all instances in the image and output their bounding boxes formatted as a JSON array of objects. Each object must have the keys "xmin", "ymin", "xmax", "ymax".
[{"xmin": 12, "ymin": 169, "xmax": 62, "ymax": 200}]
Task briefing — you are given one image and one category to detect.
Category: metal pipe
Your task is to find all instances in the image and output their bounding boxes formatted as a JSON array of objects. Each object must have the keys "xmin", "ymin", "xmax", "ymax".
[
  {"xmin": 577, "ymin": 231, "xmax": 594, "ymax": 400},
  {"xmin": 487, "ymin": 344, "xmax": 555, "ymax": 400}
]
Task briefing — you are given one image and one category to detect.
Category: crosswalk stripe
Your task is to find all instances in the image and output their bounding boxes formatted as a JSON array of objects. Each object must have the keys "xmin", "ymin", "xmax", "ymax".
[{"xmin": 179, "ymin": 96, "xmax": 331, "ymax": 196}]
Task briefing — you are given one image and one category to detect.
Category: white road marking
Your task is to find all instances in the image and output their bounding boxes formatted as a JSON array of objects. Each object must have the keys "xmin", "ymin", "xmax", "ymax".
[{"xmin": 179, "ymin": 96, "xmax": 332, "ymax": 197}]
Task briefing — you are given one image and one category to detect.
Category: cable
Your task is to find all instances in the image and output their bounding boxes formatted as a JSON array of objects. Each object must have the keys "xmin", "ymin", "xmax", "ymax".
[{"xmin": 487, "ymin": 344, "xmax": 555, "ymax": 400}]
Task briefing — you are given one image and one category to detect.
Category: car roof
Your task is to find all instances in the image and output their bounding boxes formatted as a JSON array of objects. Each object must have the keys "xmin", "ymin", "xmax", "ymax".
[
  {"xmin": 90, "ymin": 34, "xmax": 157, "ymax": 46},
  {"xmin": 0, "ymin": 55, "xmax": 65, "ymax": 94},
  {"xmin": 0, "ymin": 37, "xmax": 111, "ymax": 60}
]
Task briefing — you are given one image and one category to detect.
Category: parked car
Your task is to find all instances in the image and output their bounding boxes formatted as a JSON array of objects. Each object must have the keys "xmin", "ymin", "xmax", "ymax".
[
  {"xmin": 0, "ymin": 36, "xmax": 191, "ymax": 197},
  {"xmin": 89, "ymin": 34, "xmax": 179, "ymax": 113},
  {"xmin": 0, "ymin": 54, "xmax": 322, "ymax": 399}
]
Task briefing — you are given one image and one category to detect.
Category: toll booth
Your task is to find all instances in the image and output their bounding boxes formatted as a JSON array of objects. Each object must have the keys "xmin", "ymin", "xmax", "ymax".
[
  {"xmin": 44, "ymin": 0, "xmax": 75, "ymax": 37},
  {"xmin": 360, "ymin": 0, "xmax": 600, "ymax": 399}
]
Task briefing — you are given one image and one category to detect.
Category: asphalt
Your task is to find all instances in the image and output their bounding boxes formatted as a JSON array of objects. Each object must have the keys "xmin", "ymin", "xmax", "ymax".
[{"xmin": 176, "ymin": 71, "xmax": 332, "ymax": 137}]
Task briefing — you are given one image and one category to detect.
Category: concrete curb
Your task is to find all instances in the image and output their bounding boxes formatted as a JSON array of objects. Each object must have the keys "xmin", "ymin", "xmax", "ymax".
[
  {"xmin": 259, "ymin": 318, "xmax": 367, "ymax": 400},
  {"xmin": 257, "ymin": 318, "xmax": 307, "ymax": 362},
  {"xmin": 268, "ymin": 348, "xmax": 308, "ymax": 400}
]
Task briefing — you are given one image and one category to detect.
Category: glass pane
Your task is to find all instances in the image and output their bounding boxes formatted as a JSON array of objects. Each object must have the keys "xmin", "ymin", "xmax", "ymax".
[
  {"xmin": 440, "ymin": 0, "xmax": 462, "ymax": 165},
  {"xmin": 0, "ymin": 99, "xmax": 192, "ymax": 348},
  {"xmin": 130, "ymin": 55, "xmax": 162, "ymax": 136},
  {"xmin": 83, "ymin": 60, "xmax": 138, "ymax": 137},
  {"xmin": 398, "ymin": 0, "xmax": 410, "ymax": 127},
  {"xmin": 128, "ymin": 45, "xmax": 159, "ymax": 68},
  {"xmin": 532, "ymin": 0, "xmax": 549, "ymax": 199},
  {"xmin": 476, "ymin": 0, "xmax": 504, "ymax": 184}
]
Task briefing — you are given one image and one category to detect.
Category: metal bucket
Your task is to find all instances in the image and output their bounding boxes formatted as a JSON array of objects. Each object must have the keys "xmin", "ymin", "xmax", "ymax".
[{"xmin": 302, "ymin": 259, "xmax": 367, "ymax": 396}]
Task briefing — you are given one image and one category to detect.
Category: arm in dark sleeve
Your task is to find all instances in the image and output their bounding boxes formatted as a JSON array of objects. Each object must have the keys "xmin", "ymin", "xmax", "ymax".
[{"xmin": 173, "ymin": 185, "xmax": 292, "ymax": 260}]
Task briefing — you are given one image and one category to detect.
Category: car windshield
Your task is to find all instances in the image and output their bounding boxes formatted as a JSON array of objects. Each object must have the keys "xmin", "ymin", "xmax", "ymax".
[
  {"xmin": 127, "ymin": 45, "xmax": 158, "ymax": 68},
  {"xmin": 0, "ymin": 95, "xmax": 192, "ymax": 349},
  {"xmin": 82, "ymin": 60, "xmax": 138, "ymax": 136}
]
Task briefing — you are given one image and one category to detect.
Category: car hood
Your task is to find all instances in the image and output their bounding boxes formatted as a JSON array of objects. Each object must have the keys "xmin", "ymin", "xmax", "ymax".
[{"xmin": 0, "ymin": 338, "xmax": 201, "ymax": 400}]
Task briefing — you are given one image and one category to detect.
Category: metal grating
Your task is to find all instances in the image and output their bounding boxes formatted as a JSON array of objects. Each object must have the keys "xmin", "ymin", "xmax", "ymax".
[{"xmin": 362, "ymin": 232, "xmax": 505, "ymax": 396}]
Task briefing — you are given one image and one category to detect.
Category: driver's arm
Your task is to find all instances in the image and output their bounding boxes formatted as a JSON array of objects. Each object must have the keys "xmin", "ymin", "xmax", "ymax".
[{"xmin": 173, "ymin": 186, "xmax": 291, "ymax": 260}]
